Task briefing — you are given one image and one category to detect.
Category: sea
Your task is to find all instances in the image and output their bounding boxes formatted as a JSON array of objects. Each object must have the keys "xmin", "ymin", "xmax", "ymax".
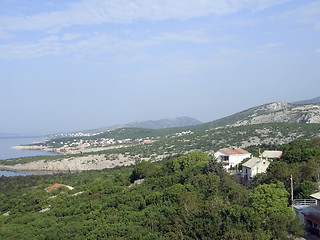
[{"xmin": 0, "ymin": 136, "xmax": 60, "ymax": 177}]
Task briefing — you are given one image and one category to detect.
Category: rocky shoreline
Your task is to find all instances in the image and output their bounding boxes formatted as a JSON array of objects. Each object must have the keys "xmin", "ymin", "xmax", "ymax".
[
  {"xmin": 11, "ymin": 145, "xmax": 82, "ymax": 154},
  {"xmin": 4, "ymin": 141, "xmax": 166, "ymax": 174},
  {"xmin": 0, "ymin": 152, "xmax": 169, "ymax": 174},
  {"xmin": 11, "ymin": 143, "xmax": 134, "ymax": 155},
  {"xmin": 0, "ymin": 153, "xmax": 137, "ymax": 173}
]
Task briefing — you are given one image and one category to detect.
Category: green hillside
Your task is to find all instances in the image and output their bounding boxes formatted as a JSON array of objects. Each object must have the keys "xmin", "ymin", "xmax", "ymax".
[{"xmin": 2, "ymin": 122, "xmax": 320, "ymax": 167}]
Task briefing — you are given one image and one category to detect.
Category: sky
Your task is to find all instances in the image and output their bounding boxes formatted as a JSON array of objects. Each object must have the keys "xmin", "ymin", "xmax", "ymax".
[{"xmin": 0, "ymin": 0, "xmax": 319, "ymax": 135}]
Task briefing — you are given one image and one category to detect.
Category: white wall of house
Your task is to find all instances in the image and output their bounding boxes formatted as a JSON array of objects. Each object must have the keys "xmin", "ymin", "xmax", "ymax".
[
  {"xmin": 214, "ymin": 151, "xmax": 226, "ymax": 161},
  {"xmin": 229, "ymin": 154, "xmax": 251, "ymax": 168},
  {"xmin": 214, "ymin": 151, "xmax": 229, "ymax": 168},
  {"xmin": 243, "ymin": 165, "xmax": 263, "ymax": 179},
  {"xmin": 242, "ymin": 158, "xmax": 270, "ymax": 179},
  {"xmin": 214, "ymin": 151, "xmax": 251, "ymax": 169}
]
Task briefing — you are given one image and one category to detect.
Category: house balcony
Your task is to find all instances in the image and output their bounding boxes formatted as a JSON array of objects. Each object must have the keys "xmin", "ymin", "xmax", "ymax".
[{"xmin": 293, "ymin": 199, "xmax": 317, "ymax": 207}]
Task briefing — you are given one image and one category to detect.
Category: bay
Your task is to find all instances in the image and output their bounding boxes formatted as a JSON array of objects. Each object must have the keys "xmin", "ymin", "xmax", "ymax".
[
  {"xmin": 0, "ymin": 136, "xmax": 60, "ymax": 177},
  {"xmin": 0, "ymin": 136, "xmax": 59, "ymax": 160},
  {"xmin": 0, "ymin": 170, "xmax": 30, "ymax": 177}
]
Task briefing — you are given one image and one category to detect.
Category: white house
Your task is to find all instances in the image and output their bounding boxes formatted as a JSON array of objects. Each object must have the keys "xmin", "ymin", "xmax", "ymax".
[
  {"xmin": 214, "ymin": 148, "xmax": 251, "ymax": 169},
  {"xmin": 260, "ymin": 150, "xmax": 282, "ymax": 161},
  {"xmin": 242, "ymin": 157, "xmax": 270, "ymax": 180}
]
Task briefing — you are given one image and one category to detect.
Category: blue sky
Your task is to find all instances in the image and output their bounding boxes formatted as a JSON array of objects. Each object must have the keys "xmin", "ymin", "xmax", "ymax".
[{"xmin": 0, "ymin": 0, "xmax": 319, "ymax": 134}]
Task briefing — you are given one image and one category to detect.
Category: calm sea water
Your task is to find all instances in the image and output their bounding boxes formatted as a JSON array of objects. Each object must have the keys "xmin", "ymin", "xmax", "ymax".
[
  {"xmin": 0, "ymin": 170, "xmax": 30, "ymax": 177},
  {"xmin": 0, "ymin": 136, "xmax": 60, "ymax": 177}
]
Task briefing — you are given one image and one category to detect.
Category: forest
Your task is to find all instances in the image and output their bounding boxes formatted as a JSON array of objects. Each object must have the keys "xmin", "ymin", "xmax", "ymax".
[{"xmin": 2, "ymin": 137, "xmax": 320, "ymax": 239}]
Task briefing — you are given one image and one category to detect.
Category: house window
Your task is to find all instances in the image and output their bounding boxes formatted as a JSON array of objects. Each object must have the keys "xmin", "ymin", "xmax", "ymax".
[
  {"xmin": 222, "ymin": 156, "xmax": 229, "ymax": 161},
  {"xmin": 307, "ymin": 219, "xmax": 320, "ymax": 229},
  {"xmin": 222, "ymin": 156, "xmax": 229, "ymax": 166}
]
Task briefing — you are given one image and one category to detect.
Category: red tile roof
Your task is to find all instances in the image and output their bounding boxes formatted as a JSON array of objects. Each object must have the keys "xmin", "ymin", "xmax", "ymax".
[
  {"xmin": 220, "ymin": 148, "xmax": 250, "ymax": 155},
  {"xmin": 45, "ymin": 184, "xmax": 69, "ymax": 193}
]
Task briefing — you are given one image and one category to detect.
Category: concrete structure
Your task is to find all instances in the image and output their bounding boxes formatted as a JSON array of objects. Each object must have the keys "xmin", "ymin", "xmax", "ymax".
[
  {"xmin": 39, "ymin": 205, "xmax": 51, "ymax": 213},
  {"xmin": 260, "ymin": 150, "xmax": 282, "ymax": 160},
  {"xmin": 242, "ymin": 157, "xmax": 270, "ymax": 180},
  {"xmin": 293, "ymin": 192, "xmax": 320, "ymax": 237},
  {"xmin": 214, "ymin": 148, "xmax": 251, "ymax": 169}
]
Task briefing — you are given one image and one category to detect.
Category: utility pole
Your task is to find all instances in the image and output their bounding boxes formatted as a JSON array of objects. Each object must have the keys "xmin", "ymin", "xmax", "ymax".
[{"xmin": 290, "ymin": 175, "xmax": 294, "ymax": 203}]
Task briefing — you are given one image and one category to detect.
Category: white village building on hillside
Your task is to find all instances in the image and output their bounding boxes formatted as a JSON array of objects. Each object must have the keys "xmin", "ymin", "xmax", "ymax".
[
  {"xmin": 242, "ymin": 157, "xmax": 270, "ymax": 181},
  {"xmin": 214, "ymin": 148, "xmax": 251, "ymax": 169},
  {"xmin": 260, "ymin": 150, "xmax": 282, "ymax": 160}
]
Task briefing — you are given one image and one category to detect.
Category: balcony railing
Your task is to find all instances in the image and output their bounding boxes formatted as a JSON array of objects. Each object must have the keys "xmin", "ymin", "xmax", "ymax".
[{"xmin": 293, "ymin": 199, "xmax": 317, "ymax": 206}]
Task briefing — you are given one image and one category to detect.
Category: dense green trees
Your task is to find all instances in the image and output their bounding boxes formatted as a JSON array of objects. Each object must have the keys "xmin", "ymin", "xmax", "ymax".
[
  {"xmin": 130, "ymin": 160, "xmax": 156, "ymax": 182},
  {"xmin": 282, "ymin": 138, "xmax": 320, "ymax": 163},
  {"xmin": 248, "ymin": 182, "xmax": 291, "ymax": 216},
  {"xmin": 297, "ymin": 180, "xmax": 316, "ymax": 199},
  {"xmin": 0, "ymin": 150, "xmax": 303, "ymax": 239},
  {"xmin": 253, "ymin": 138, "xmax": 320, "ymax": 199}
]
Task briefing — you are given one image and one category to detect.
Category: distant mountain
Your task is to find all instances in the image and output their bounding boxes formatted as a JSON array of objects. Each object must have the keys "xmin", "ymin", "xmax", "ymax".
[
  {"xmin": 50, "ymin": 100, "xmax": 320, "ymax": 140},
  {"xmin": 203, "ymin": 102, "xmax": 320, "ymax": 129},
  {"xmin": 292, "ymin": 96, "xmax": 320, "ymax": 105},
  {"xmin": 90, "ymin": 117, "xmax": 202, "ymax": 132},
  {"xmin": 50, "ymin": 117, "xmax": 202, "ymax": 138},
  {"xmin": 6, "ymin": 101, "xmax": 320, "ymax": 169}
]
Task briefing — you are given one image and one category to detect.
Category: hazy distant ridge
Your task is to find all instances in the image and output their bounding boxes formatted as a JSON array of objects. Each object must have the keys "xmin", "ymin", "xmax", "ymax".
[
  {"xmin": 3, "ymin": 97, "xmax": 320, "ymax": 170},
  {"xmin": 292, "ymin": 96, "xmax": 320, "ymax": 105},
  {"xmin": 91, "ymin": 117, "xmax": 202, "ymax": 132},
  {"xmin": 50, "ymin": 117, "xmax": 202, "ymax": 138}
]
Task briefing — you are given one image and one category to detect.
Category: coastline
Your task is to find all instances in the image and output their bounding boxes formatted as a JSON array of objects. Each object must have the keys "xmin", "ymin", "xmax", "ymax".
[
  {"xmin": 0, "ymin": 153, "xmax": 136, "ymax": 173},
  {"xmin": 11, "ymin": 145, "xmax": 55, "ymax": 152},
  {"xmin": 5, "ymin": 141, "xmax": 165, "ymax": 174},
  {"xmin": 0, "ymin": 151, "xmax": 167, "ymax": 174},
  {"xmin": 11, "ymin": 144, "xmax": 134, "ymax": 155},
  {"xmin": 0, "ymin": 168, "xmax": 79, "ymax": 175}
]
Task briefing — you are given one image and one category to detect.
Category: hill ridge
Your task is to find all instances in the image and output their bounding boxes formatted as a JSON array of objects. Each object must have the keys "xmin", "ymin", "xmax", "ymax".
[
  {"xmin": 50, "ymin": 116, "xmax": 202, "ymax": 138},
  {"xmin": 292, "ymin": 96, "xmax": 320, "ymax": 105},
  {"xmin": 203, "ymin": 101, "xmax": 320, "ymax": 129}
]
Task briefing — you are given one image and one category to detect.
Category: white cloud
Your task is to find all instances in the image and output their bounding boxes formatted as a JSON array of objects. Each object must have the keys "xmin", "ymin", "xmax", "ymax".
[
  {"xmin": 0, "ymin": 28, "xmax": 220, "ymax": 59},
  {"xmin": 0, "ymin": 30, "xmax": 13, "ymax": 40},
  {"xmin": 271, "ymin": 1, "xmax": 320, "ymax": 30},
  {"xmin": 249, "ymin": 0, "xmax": 292, "ymax": 11},
  {"xmin": 0, "ymin": 0, "xmax": 293, "ymax": 34},
  {"xmin": 316, "ymin": 48, "xmax": 320, "ymax": 54},
  {"xmin": 291, "ymin": 1, "xmax": 320, "ymax": 24},
  {"xmin": 0, "ymin": 0, "xmax": 304, "ymax": 61},
  {"xmin": 0, "ymin": 36, "xmax": 61, "ymax": 58},
  {"xmin": 152, "ymin": 30, "xmax": 216, "ymax": 44},
  {"xmin": 62, "ymin": 33, "xmax": 83, "ymax": 41},
  {"xmin": 258, "ymin": 42, "xmax": 283, "ymax": 49}
]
